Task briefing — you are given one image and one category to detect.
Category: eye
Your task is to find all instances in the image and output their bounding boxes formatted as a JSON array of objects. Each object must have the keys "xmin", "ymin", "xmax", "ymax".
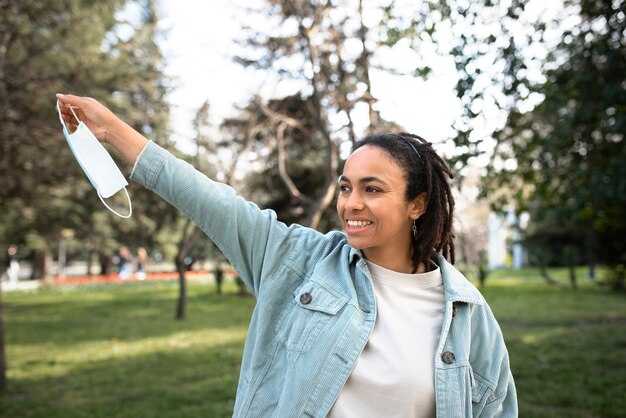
[
  {"xmin": 339, "ymin": 184, "xmax": 351, "ymax": 194},
  {"xmin": 365, "ymin": 186, "xmax": 381, "ymax": 193}
]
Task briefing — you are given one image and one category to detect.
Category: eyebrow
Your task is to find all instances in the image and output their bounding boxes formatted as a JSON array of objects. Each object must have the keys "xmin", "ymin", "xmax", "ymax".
[{"xmin": 338, "ymin": 175, "xmax": 389, "ymax": 186}]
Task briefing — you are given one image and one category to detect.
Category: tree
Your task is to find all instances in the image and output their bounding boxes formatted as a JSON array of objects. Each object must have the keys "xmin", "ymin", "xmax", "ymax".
[
  {"xmin": 481, "ymin": 0, "xmax": 626, "ymax": 281},
  {"xmin": 174, "ymin": 101, "xmax": 214, "ymax": 320},
  {"xmin": 231, "ymin": 0, "xmax": 403, "ymax": 229},
  {"xmin": 380, "ymin": 0, "xmax": 624, "ymax": 280},
  {"xmin": 0, "ymin": 0, "xmax": 175, "ymax": 279},
  {"xmin": 0, "ymin": 277, "xmax": 5, "ymax": 390},
  {"xmin": 0, "ymin": 0, "xmax": 131, "ymax": 391},
  {"xmin": 174, "ymin": 100, "xmax": 254, "ymax": 318},
  {"xmin": 0, "ymin": 0, "xmax": 174, "ymax": 386},
  {"xmin": 102, "ymin": 0, "xmax": 180, "ymax": 275},
  {"xmin": 0, "ymin": 0, "xmax": 127, "ymax": 277},
  {"xmin": 223, "ymin": 94, "xmax": 344, "ymax": 231}
]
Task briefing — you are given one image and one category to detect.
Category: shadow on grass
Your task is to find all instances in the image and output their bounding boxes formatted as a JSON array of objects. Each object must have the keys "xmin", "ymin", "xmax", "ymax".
[
  {"xmin": 5, "ymin": 283, "xmax": 256, "ymax": 347},
  {"xmin": 509, "ymin": 320, "xmax": 626, "ymax": 418},
  {"xmin": 0, "ymin": 339, "xmax": 244, "ymax": 418},
  {"xmin": 486, "ymin": 285, "xmax": 626, "ymax": 418}
]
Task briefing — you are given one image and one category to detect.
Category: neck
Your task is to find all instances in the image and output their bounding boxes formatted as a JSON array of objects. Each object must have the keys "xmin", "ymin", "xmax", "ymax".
[{"xmin": 363, "ymin": 252, "xmax": 426, "ymax": 274}]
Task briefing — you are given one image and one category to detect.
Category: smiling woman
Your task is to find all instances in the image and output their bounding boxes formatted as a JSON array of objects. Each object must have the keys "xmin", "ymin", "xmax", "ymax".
[
  {"xmin": 339, "ymin": 133, "xmax": 455, "ymax": 275},
  {"xmin": 338, "ymin": 145, "xmax": 426, "ymax": 273},
  {"xmin": 55, "ymin": 93, "xmax": 517, "ymax": 417}
]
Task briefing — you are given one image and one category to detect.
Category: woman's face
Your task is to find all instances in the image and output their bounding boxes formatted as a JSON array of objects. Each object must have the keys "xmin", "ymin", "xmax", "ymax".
[{"xmin": 337, "ymin": 145, "xmax": 426, "ymax": 271}]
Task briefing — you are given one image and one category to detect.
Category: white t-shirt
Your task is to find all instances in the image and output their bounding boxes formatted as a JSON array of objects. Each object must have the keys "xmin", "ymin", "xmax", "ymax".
[{"xmin": 328, "ymin": 261, "xmax": 445, "ymax": 418}]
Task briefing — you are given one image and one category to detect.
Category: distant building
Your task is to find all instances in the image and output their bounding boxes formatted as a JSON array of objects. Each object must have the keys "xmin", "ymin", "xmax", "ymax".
[{"xmin": 487, "ymin": 208, "xmax": 527, "ymax": 270}]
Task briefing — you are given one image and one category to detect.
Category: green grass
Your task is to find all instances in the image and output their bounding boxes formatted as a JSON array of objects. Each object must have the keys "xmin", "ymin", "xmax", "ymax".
[
  {"xmin": 480, "ymin": 269, "xmax": 626, "ymax": 418},
  {"xmin": 1, "ymin": 281, "xmax": 255, "ymax": 418},
  {"xmin": 1, "ymin": 270, "xmax": 625, "ymax": 417}
]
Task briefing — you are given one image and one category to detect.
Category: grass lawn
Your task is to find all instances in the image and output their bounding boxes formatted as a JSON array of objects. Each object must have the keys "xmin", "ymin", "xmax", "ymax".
[
  {"xmin": 483, "ymin": 267, "xmax": 626, "ymax": 418},
  {"xmin": 1, "ymin": 269, "xmax": 625, "ymax": 417},
  {"xmin": 1, "ymin": 280, "xmax": 255, "ymax": 418}
]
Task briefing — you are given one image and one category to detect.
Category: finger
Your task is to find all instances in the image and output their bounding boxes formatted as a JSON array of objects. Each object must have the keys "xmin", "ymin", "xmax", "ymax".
[
  {"xmin": 59, "ymin": 101, "xmax": 83, "ymax": 124},
  {"xmin": 57, "ymin": 103, "xmax": 80, "ymax": 133},
  {"xmin": 57, "ymin": 93, "xmax": 98, "ymax": 109},
  {"xmin": 60, "ymin": 107, "xmax": 79, "ymax": 125},
  {"xmin": 56, "ymin": 93, "xmax": 84, "ymax": 105}
]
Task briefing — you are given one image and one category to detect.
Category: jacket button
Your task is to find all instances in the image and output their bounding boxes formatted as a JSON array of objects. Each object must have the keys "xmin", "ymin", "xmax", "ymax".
[
  {"xmin": 300, "ymin": 292, "xmax": 312, "ymax": 305},
  {"xmin": 441, "ymin": 351, "xmax": 456, "ymax": 364}
]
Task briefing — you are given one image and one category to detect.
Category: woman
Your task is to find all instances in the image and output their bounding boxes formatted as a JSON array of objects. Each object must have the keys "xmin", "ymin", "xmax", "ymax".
[{"xmin": 56, "ymin": 93, "xmax": 517, "ymax": 417}]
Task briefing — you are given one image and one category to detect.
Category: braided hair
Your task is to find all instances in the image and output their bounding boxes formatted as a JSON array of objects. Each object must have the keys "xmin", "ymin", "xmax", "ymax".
[{"xmin": 352, "ymin": 133, "xmax": 455, "ymax": 273}]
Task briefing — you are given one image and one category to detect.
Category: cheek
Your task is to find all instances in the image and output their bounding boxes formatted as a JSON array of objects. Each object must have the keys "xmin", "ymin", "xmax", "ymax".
[{"xmin": 337, "ymin": 193, "xmax": 349, "ymax": 209}]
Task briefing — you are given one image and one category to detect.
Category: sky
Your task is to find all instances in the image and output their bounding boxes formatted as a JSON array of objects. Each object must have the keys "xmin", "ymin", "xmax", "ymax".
[
  {"xmin": 154, "ymin": 0, "xmax": 565, "ymax": 164},
  {"xmin": 156, "ymin": 0, "xmax": 463, "ymax": 154}
]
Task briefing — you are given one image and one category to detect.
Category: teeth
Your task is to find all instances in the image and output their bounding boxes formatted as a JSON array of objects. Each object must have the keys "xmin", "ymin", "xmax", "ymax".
[{"xmin": 347, "ymin": 220, "xmax": 372, "ymax": 227}]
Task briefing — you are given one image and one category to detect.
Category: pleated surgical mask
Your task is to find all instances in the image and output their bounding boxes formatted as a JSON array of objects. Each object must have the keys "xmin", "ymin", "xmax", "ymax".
[{"xmin": 56, "ymin": 100, "xmax": 132, "ymax": 218}]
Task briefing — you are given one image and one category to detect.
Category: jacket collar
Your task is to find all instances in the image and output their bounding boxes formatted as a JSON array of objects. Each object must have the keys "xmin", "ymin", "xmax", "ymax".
[
  {"xmin": 434, "ymin": 253, "xmax": 484, "ymax": 305},
  {"xmin": 349, "ymin": 247, "xmax": 483, "ymax": 305}
]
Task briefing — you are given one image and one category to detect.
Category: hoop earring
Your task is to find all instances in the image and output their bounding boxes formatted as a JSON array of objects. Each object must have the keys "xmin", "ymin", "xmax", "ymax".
[{"xmin": 412, "ymin": 219, "xmax": 417, "ymax": 239}]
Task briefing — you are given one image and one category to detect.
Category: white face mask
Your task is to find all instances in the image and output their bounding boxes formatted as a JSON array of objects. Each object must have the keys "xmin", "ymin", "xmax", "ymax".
[{"xmin": 56, "ymin": 101, "xmax": 132, "ymax": 218}]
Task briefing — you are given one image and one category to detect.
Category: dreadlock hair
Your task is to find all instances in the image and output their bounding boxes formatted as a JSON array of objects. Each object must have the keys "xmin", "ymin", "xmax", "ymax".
[{"xmin": 352, "ymin": 132, "xmax": 455, "ymax": 273}]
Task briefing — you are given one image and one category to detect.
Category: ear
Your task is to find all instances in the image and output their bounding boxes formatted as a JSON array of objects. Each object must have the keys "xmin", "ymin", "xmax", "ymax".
[{"xmin": 409, "ymin": 192, "xmax": 428, "ymax": 220}]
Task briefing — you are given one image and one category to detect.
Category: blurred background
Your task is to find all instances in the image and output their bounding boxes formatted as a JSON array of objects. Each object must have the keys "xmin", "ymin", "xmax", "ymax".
[{"xmin": 0, "ymin": 0, "xmax": 624, "ymax": 417}]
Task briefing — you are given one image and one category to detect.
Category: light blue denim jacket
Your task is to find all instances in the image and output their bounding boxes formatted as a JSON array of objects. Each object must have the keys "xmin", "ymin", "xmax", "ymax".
[{"xmin": 131, "ymin": 141, "xmax": 518, "ymax": 418}]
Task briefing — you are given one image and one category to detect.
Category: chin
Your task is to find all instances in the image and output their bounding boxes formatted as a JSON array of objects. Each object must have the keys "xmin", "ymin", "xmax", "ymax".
[{"xmin": 346, "ymin": 237, "xmax": 368, "ymax": 250}]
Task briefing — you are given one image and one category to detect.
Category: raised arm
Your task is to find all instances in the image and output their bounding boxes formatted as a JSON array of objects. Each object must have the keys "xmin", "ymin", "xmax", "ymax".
[
  {"xmin": 56, "ymin": 93, "xmax": 148, "ymax": 165},
  {"xmin": 56, "ymin": 93, "xmax": 310, "ymax": 294}
]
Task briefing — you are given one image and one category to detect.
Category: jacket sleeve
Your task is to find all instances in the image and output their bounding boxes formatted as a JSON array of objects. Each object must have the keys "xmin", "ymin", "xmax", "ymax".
[
  {"xmin": 130, "ymin": 141, "xmax": 303, "ymax": 295},
  {"xmin": 470, "ymin": 301, "xmax": 518, "ymax": 418}
]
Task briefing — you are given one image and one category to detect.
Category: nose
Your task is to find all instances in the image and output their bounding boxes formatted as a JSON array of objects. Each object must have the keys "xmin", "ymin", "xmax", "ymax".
[{"xmin": 344, "ymin": 191, "xmax": 364, "ymax": 211}]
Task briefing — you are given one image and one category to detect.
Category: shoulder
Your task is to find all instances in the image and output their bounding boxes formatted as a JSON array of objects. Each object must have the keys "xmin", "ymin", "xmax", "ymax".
[{"xmin": 285, "ymin": 228, "xmax": 351, "ymax": 272}]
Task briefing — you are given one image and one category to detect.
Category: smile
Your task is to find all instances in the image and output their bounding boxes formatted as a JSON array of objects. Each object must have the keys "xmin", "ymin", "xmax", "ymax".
[{"xmin": 346, "ymin": 220, "xmax": 373, "ymax": 228}]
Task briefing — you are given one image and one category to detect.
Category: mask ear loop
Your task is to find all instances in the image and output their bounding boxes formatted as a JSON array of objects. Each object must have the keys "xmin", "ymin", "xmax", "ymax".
[
  {"xmin": 56, "ymin": 100, "xmax": 81, "ymax": 131},
  {"xmin": 98, "ymin": 188, "xmax": 133, "ymax": 219}
]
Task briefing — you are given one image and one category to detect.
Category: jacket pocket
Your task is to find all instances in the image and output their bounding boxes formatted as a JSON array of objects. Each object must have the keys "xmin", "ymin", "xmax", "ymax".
[
  {"xmin": 274, "ymin": 280, "xmax": 348, "ymax": 352},
  {"xmin": 471, "ymin": 370, "xmax": 495, "ymax": 417}
]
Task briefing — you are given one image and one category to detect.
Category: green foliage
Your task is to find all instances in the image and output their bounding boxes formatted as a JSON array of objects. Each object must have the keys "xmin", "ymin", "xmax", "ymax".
[
  {"xmin": 227, "ymin": 94, "xmax": 342, "ymax": 232},
  {"xmin": 388, "ymin": 0, "xmax": 625, "ymax": 271},
  {"xmin": 1, "ymin": 0, "xmax": 124, "ymax": 262},
  {"xmin": 0, "ymin": 0, "xmax": 177, "ymax": 275},
  {"xmin": 483, "ymin": 0, "xmax": 626, "ymax": 268}
]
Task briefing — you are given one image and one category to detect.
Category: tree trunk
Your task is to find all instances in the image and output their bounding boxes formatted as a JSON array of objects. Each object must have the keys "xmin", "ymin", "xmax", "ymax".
[
  {"xmin": 538, "ymin": 263, "xmax": 561, "ymax": 287},
  {"xmin": 175, "ymin": 258, "xmax": 187, "ymax": 320},
  {"xmin": 0, "ymin": 283, "xmax": 6, "ymax": 390},
  {"xmin": 99, "ymin": 254, "xmax": 113, "ymax": 275},
  {"xmin": 30, "ymin": 251, "xmax": 50, "ymax": 280},
  {"xmin": 568, "ymin": 262, "xmax": 577, "ymax": 290},
  {"xmin": 175, "ymin": 222, "xmax": 204, "ymax": 320},
  {"xmin": 586, "ymin": 225, "xmax": 596, "ymax": 280}
]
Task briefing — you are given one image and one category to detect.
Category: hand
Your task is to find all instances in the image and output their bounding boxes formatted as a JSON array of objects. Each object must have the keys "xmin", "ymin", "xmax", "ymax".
[
  {"xmin": 56, "ymin": 94, "xmax": 120, "ymax": 143},
  {"xmin": 56, "ymin": 93, "xmax": 149, "ymax": 165}
]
